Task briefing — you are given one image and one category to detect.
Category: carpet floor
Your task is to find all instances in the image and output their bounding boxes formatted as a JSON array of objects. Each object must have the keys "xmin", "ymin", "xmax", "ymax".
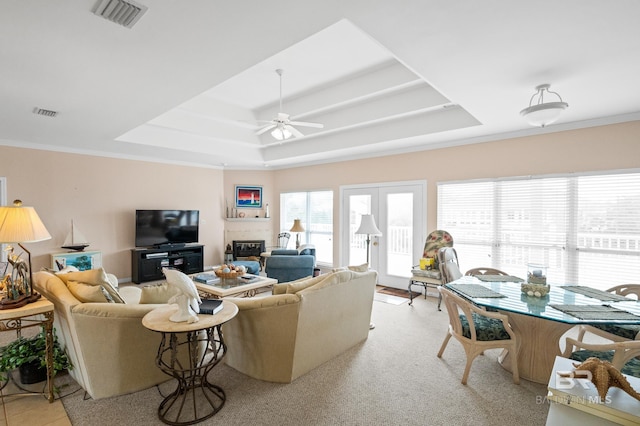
[{"xmin": 56, "ymin": 293, "xmax": 555, "ymax": 426}]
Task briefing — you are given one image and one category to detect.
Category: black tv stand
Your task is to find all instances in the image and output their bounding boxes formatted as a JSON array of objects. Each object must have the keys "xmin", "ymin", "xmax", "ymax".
[
  {"xmin": 154, "ymin": 243, "xmax": 186, "ymax": 249},
  {"xmin": 131, "ymin": 244, "xmax": 203, "ymax": 284}
]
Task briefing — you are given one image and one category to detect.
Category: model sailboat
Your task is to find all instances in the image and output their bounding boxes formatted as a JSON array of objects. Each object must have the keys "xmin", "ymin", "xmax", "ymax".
[{"xmin": 61, "ymin": 220, "xmax": 90, "ymax": 251}]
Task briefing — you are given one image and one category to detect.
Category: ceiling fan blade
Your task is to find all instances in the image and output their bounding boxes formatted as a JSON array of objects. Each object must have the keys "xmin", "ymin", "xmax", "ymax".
[
  {"xmin": 287, "ymin": 125, "xmax": 305, "ymax": 138},
  {"xmin": 289, "ymin": 121, "xmax": 324, "ymax": 129},
  {"xmin": 256, "ymin": 123, "xmax": 276, "ymax": 135}
]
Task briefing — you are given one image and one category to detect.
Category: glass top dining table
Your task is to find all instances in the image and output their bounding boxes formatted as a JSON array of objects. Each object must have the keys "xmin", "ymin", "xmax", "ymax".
[
  {"xmin": 445, "ymin": 275, "xmax": 640, "ymax": 384},
  {"xmin": 446, "ymin": 275, "xmax": 640, "ymax": 325}
]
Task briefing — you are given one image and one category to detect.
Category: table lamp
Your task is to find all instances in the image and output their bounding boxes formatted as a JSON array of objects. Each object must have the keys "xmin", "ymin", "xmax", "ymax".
[
  {"xmin": 290, "ymin": 219, "xmax": 305, "ymax": 249},
  {"xmin": 0, "ymin": 200, "xmax": 51, "ymax": 307},
  {"xmin": 355, "ymin": 214, "xmax": 382, "ymax": 265}
]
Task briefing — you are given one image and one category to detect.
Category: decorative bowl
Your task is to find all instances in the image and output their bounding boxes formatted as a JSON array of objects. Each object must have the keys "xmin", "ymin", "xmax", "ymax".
[{"xmin": 214, "ymin": 264, "xmax": 246, "ymax": 279}]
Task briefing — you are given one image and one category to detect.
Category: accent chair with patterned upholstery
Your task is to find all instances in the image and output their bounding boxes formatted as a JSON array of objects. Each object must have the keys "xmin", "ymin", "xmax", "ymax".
[{"xmin": 437, "ymin": 286, "xmax": 520, "ymax": 385}]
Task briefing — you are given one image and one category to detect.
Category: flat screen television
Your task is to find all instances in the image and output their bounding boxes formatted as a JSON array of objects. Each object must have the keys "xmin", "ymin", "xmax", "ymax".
[{"xmin": 135, "ymin": 209, "xmax": 199, "ymax": 248}]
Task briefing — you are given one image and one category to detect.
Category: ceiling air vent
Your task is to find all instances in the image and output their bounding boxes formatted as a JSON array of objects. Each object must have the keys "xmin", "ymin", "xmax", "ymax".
[
  {"xmin": 93, "ymin": 0, "xmax": 148, "ymax": 29},
  {"xmin": 33, "ymin": 107, "xmax": 59, "ymax": 118}
]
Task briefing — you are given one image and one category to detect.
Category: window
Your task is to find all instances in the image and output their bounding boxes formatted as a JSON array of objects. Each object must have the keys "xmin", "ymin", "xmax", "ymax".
[
  {"xmin": 437, "ymin": 170, "xmax": 640, "ymax": 290},
  {"xmin": 280, "ymin": 191, "xmax": 333, "ymax": 264}
]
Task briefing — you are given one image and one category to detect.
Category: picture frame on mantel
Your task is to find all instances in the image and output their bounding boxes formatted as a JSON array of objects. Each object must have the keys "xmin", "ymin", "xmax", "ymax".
[{"xmin": 235, "ymin": 185, "xmax": 263, "ymax": 209}]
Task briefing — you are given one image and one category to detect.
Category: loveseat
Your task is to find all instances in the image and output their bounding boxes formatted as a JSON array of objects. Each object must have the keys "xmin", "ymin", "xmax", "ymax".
[
  {"xmin": 33, "ymin": 268, "xmax": 179, "ymax": 399},
  {"xmin": 264, "ymin": 245, "xmax": 316, "ymax": 283},
  {"xmin": 222, "ymin": 269, "xmax": 377, "ymax": 383}
]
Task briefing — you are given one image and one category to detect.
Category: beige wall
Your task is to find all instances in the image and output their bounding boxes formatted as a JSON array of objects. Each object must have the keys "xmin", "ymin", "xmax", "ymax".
[
  {"xmin": 272, "ymin": 121, "xmax": 640, "ymax": 265},
  {"xmin": 0, "ymin": 146, "xmax": 225, "ymax": 280},
  {"xmin": 1, "ymin": 120, "xmax": 638, "ymax": 279}
]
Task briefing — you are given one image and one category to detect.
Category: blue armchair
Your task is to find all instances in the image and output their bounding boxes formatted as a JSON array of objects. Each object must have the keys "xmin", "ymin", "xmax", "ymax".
[{"xmin": 265, "ymin": 246, "xmax": 316, "ymax": 283}]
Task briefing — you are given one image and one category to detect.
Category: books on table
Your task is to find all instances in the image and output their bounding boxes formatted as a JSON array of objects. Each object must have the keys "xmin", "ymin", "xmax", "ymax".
[
  {"xmin": 194, "ymin": 273, "xmax": 220, "ymax": 285},
  {"xmin": 199, "ymin": 299, "xmax": 223, "ymax": 315}
]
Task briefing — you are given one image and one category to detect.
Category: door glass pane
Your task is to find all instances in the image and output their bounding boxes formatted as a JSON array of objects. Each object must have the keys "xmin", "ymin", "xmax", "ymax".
[
  {"xmin": 386, "ymin": 193, "xmax": 413, "ymax": 276},
  {"xmin": 349, "ymin": 195, "xmax": 371, "ymax": 265}
]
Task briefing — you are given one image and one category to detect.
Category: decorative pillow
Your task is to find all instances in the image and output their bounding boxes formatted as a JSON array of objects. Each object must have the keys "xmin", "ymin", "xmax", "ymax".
[
  {"xmin": 302, "ymin": 270, "xmax": 352, "ymax": 292},
  {"xmin": 272, "ymin": 276, "xmax": 311, "ymax": 295},
  {"xmin": 140, "ymin": 283, "xmax": 179, "ymax": 304},
  {"xmin": 348, "ymin": 263, "xmax": 369, "ymax": 272},
  {"xmin": 57, "ymin": 268, "xmax": 125, "ymax": 304},
  {"xmin": 272, "ymin": 282, "xmax": 288, "ymax": 295},
  {"xmin": 332, "ymin": 264, "xmax": 368, "ymax": 273},
  {"xmin": 285, "ymin": 274, "xmax": 327, "ymax": 294},
  {"xmin": 67, "ymin": 280, "xmax": 110, "ymax": 303}
]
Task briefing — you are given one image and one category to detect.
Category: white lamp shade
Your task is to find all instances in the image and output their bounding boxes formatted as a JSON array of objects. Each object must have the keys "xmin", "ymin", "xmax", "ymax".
[
  {"xmin": 355, "ymin": 214, "xmax": 382, "ymax": 236},
  {"xmin": 0, "ymin": 200, "xmax": 52, "ymax": 243}
]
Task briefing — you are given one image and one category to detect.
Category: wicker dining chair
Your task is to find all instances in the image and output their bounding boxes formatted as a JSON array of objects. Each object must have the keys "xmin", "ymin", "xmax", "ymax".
[
  {"xmin": 563, "ymin": 336, "xmax": 640, "ymax": 378},
  {"xmin": 437, "ymin": 286, "xmax": 520, "ymax": 385},
  {"xmin": 437, "ymin": 247, "xmax": 463, "ymax": 284},
  {"xmin": 464, "ymin": 267, "xmax": 509, "ymax": 276},
  {"xmin": 576, "ymin": 284, "xmax": 640, "ymax": 342}
]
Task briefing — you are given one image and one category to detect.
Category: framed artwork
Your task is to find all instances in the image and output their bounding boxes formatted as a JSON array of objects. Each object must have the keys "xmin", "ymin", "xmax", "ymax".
[
  {"xmin": 235, "ymin": 185, "xmax": 263, "ymax": 208},
  {"xmin": 51, "ymin": 251, "xmax": 102, "ymax": 272}
]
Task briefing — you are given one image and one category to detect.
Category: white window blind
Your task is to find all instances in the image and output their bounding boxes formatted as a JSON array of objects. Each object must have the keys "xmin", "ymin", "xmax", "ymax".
[
  {"xmin": 438, "ymin": 170, "xmax": 640, "ymax": 290},
  {"xmin": 280, "ymin": 191, "xmax": 333, "ymax": 264}
]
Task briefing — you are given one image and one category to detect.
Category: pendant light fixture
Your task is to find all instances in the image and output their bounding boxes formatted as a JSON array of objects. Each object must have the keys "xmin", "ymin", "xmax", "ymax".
[{"xmin": 520, "ymin": 84, "xmax": 568, "ymax": 127}]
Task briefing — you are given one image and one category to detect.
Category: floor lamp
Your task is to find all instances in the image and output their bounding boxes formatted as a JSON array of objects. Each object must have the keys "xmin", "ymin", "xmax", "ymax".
[
  {"xmin": 355, "ymin": 214, "xmax": 382, "ymax": 266},
  {"xmin": 355, "ymin": 214, "xmax": 381, "ymax": 330}
]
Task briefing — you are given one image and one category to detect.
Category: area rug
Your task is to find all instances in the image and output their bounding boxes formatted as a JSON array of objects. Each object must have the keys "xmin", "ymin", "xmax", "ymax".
[
  {"xmin": 373, "ymin": 292, "xmax": 408, "ymax": 305},
  {"xmin": 377, "ymin": 287, "xmax": 420, "ymax": 299}
]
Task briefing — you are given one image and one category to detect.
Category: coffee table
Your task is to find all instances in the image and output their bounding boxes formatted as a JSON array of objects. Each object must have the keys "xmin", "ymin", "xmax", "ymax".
[{"xmin": 194, "ymin": 274, "xmax": 277, "ymax": 298}]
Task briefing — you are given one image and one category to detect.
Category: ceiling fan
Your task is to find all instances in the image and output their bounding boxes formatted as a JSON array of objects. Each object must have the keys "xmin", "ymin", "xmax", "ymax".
[{"xmin": 256, "ymin": 69, "xmax": 324, "ymax": 140}]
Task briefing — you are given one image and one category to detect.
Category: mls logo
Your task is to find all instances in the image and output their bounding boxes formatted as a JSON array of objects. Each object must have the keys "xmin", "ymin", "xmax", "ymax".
[{"xmin": 556, "ymin": 370, "xmax": 593, "ymax": 390}]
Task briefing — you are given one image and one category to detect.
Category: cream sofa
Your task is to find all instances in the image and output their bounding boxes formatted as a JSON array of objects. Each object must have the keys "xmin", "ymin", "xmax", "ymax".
[
  {"xmin": 222, "ymin": 269, "xmax": 377, "ymax": 383},
  {"xmin": 33, "ymin": 269, "xmax": 177, "ymax": 400}
]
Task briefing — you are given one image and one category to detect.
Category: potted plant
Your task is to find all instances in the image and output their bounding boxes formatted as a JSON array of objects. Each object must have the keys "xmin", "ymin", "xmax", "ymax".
[{"xmin": 0, "ymin": 327, "xmax": 72, "ymax": 385}]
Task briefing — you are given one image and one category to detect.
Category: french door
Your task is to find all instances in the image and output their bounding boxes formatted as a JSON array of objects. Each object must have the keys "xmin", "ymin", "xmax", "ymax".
[{"xmin": 341, "ymin": 181, "xmax": 425, "ymax": 288}]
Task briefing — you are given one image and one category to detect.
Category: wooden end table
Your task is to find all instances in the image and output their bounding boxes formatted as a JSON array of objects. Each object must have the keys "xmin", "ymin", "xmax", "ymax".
[{"xmin": 142, "ymin": 302, "xmax": 238, "ymax": 425}]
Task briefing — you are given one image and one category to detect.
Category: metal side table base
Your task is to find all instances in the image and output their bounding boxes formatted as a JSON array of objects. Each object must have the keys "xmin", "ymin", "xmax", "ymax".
[{"xmin": 408, "ymin": 276, "xmax": 443, "ymax": 310}]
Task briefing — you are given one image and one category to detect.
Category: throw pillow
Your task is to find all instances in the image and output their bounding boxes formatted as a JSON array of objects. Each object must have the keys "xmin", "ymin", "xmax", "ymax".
[
  {"xmin": 140, "ymin": 283, "xmax": 179, "ymax": 304},
  {"xmin": 348, "ymin": 263, "xmax": 369, "ymax": 272},
  {"xmin": 332, "ymin": 263, "xmax": 368, "ymax": 273},
  {"xmin": 285, "ymin": 274, "xmax": 326, "ymax": 294},
  {"xmin": 67, "ymin": 280, "xmax": 110, "ymax": 303},
  {"xmin": 57, "ymin": 268, "xmax": 125, "ymax": 304},
  {"xmin": 273, "ymin": 276, "xmax": 312, "ymax": 295}
]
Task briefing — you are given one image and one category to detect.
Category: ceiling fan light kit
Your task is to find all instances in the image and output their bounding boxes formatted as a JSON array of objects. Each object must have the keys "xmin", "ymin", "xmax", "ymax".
[
  {"xmin": 520, "ymin": 84, "xmax": 569, "ymax": 127},
  {"xmin": 271, "ymin": 126, "xmax": 292, "ymax": 140},
  {"xmin": 256, "ymin": 69, "xmax": 324, "ymax": 140}
]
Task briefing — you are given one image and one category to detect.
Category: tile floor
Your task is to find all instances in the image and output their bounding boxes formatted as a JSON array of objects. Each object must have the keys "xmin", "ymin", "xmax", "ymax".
[{"xmin": 0, "ymin": 380, "xmax": 70, "ymax": 426}]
